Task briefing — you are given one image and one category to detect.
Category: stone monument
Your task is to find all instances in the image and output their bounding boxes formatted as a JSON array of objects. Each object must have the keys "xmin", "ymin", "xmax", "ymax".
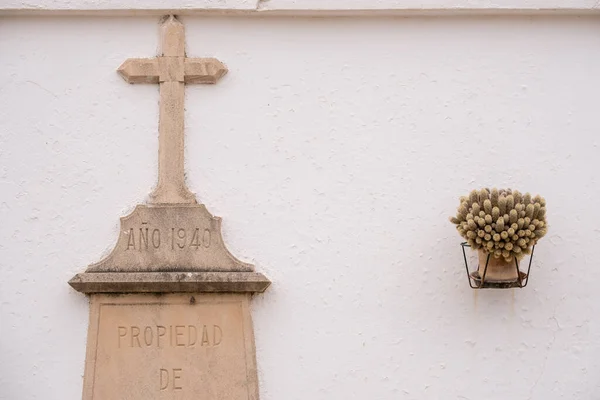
[{"xmin": 69, "ymin": 15, "xmax": 270, "ymax": 400}]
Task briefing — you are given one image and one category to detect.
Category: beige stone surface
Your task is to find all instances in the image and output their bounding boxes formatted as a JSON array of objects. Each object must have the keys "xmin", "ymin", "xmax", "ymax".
[
  {"xmin": 82, "ymin": 293, "xmax": 259, "ymax": 400},
  {"xmin": 88, "ymin": 204, "xmax": 252, "ymax": 273},
  {"xmin": 69, "ymin": 271, "xmax": 271, "ymax": 293},
  {"xmin": 72, "ymin": 203, "xmax": 272, "ymax": 293},
  {"xmin": 117, "ymin": 15, "xmax": 227, "ymax": 205}
]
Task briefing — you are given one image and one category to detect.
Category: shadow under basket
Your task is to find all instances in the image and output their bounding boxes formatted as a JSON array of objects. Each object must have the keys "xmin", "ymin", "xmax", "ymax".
[{"xmin": 461, "ymin": 242, "xmax": 535, "ymax": 289}]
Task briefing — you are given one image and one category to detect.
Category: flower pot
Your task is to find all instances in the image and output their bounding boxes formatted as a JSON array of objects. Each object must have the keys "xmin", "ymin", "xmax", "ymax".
[{"xmin": 476, "ymin": 249, "xmax": 519, "ymax": 283}]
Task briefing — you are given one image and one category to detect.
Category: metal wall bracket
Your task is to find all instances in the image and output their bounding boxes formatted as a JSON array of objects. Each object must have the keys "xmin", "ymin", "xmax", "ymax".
[{"xmin": 461, "ymin": 242, "xmax": 535, "ymax": 289}]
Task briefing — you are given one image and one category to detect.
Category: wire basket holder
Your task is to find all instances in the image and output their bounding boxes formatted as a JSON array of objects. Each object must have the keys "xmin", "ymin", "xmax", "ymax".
[{"xmin": 461, "ymin": 242, "xmax": 535, "ymax": 289}]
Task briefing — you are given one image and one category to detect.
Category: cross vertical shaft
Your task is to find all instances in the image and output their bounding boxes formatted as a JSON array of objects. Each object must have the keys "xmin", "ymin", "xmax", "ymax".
[
  {"xmin": 156, "ymin": 18, "xmax": 189, "ymax": 204},
  {"xmin": 117, "ymin": 15, "xmax": 227, "ymax": 204}
]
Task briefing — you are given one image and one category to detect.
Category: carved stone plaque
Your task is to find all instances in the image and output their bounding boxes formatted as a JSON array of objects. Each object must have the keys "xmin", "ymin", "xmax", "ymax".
[
  {"xmin": 87, "ymin": 205, "xmax": 253, "ymax": 273},
  {"xmin": 83, "ymin": 294, "xmax": 258, "ymax": 400},
  {"xmin": 69, "ymin": 203, "xmax": 269, "ymax": 293}
]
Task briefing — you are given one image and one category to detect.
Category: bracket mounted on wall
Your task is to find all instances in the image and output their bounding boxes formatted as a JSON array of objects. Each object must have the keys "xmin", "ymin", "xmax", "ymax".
[{"xmin": 461, "ymin": 242, "xmax": 535, "ymax": 289}]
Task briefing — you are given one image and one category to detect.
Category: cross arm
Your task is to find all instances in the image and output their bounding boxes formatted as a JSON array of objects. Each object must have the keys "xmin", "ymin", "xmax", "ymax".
[
  {"xmin": 184, "ymin": 58, "xmax": 228, "ymax": 84},
  {"xmin": 118, "ymin": 58, "xmax": 160, "ymax": 84}
]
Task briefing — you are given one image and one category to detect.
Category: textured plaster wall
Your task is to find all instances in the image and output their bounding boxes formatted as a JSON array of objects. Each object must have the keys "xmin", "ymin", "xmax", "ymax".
[{"xmin": 1, "ymin": 16, "xmax": 600, "ymax": 400}]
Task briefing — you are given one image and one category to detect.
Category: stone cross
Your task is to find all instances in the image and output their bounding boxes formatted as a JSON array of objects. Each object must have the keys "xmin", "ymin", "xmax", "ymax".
[
  {"xmin": 118, "ymin": 15, "xmax": 227, "ymax": 204},
  {"xmin": 70, "ymin": 16, "xmax": 268, "ymax": 399}
]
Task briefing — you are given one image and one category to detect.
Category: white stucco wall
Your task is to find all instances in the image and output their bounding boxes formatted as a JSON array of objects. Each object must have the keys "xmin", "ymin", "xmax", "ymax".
[{"xmin": 1, "ymin": 15, "xmax": 600, "ymax": 399}]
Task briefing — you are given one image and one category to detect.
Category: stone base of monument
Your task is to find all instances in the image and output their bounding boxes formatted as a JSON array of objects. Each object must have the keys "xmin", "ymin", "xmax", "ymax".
[
  {"xmin": 69, "ymin": 204, "xmax": 270, "ymax": 293},
  {"xmin": 81, "ymin": 293, "xmax": 259, "ymax": 399},
  {"xmin": 70, "ymin": 204, "xmax": 270, "ymax": 399}
]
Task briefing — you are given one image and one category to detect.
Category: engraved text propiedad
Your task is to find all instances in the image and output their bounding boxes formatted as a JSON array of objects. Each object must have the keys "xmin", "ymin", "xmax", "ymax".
[
  {"xmin": 117, "ymin": 324, "xmax": 222, "ymax": 348},
  {"xmin": 87, "ymin": 296, "xmax": 257, "ymax": 399}
]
